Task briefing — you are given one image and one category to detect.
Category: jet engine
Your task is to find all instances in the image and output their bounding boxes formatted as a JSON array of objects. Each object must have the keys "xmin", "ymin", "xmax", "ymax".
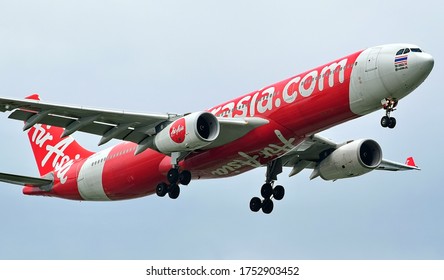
[
  {"xmin": 317, "ymin": 139, "xmax": 382, "ymax": 180},
  {"xmin": 154, "ymin": 111, "xmax": 220, "ymax": 154}
]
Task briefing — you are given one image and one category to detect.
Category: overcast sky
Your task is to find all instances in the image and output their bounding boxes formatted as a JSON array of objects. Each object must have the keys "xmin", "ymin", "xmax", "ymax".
[{"xmin": 0, "ymin": 0, "xmax": 442, "ymax": 259}]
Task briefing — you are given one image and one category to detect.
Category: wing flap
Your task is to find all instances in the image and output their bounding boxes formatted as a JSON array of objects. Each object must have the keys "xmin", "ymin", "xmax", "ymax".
[{"xmin": 281, "ymin": 134, "xmax": 338, "ymax": 169}]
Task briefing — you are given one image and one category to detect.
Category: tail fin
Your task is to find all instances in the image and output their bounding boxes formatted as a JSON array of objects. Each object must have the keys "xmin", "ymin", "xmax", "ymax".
[{"xmin": 24, "ymin": 95, "xmax": 94, "ymax": 177}]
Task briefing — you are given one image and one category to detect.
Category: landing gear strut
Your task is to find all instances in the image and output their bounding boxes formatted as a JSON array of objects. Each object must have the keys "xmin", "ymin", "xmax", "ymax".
[
  {"xmin": 156, "ymin": 152, "xmax": 192, "ymax": 200},
  {"xmin": 381, "ymin": 98, "xmax": 398, "ymax": 129},
  {"xmin": 250, "ymin": 159, "xmax": 286, "ymax": 214}
]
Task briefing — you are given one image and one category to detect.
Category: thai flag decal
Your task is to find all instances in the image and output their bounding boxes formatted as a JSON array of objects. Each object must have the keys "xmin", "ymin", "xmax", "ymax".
[{"xmin": 395, "ymin": 55, "xmax": 408, "ymax": 71}]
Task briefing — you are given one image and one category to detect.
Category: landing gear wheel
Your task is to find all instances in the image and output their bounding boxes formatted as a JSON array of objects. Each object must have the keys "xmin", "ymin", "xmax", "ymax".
[
  {"xmin": 168, "ymin": 184, "xmax": 180, "ymax": 199},
  {"xmin": 250, "ymin": 158, "xmax": 286, "ymax": 214},
  {"xmin": 381, "ymin": 116, "xmax": 390, "ymax": 128},
  {"xmin": 262, "ymin": 199, "xmax": 274, "ymax": 214},
  {"xmin": 156, "ymin": 182, "xmax": 168, "ymax": 197},
  {"xmin": 388, "ymin": 117, "xmax": 396, "ymax": 129},
  {"xmin": 179, "ymin": 170, "xmax": 192, "ymax": 185},
  {"xmin": 273, "ymin": 185, "xmax": 285, "ymax": 200},
  {"xmin": 261, "ymin": 183, "xmax": 273, "ymax": 199},
  {"xmin": 249, "ymin": 197, "xmax": 262, "ymax": 212},
  {"xmin": 167, "ymin": 168, "xmax": 179, "ymax": 184},
  {"xmin": 381, "ymin": 98, "xmax": 398, "ymax": 128}
]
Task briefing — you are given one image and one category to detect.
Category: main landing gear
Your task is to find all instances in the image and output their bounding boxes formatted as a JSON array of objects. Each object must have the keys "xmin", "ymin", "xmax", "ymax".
[
  {"xmin": 156, "ymin": 152, "xmax": 191, "ymax": 199},
  {"xmin": 380, "ymin": 98, "xmax": 398, "ymax": 129},
  {"xmin": 249, "ymin": 159, "xmax": 285, "ymax": 214}
]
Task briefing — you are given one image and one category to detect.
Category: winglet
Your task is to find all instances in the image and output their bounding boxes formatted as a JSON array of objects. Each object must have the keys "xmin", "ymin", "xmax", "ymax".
[
  {"xmin": 25, "ymin": 94, "xmax": 40, "ymax": 101},
  {"xmin": 405, "ymin": 157, "xmax": 417, "ymax": 168}
]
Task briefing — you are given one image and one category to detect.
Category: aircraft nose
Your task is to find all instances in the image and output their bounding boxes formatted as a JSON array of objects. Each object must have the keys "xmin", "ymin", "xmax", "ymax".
[
  {"xmin": 378, "ymin": 46, "xmax": 434, "ymax": 101},
  {"xmin": 406, "ymin": 51, "xmax": 434, "ymax": 89},
  {"xmin": 417, "ymin": 52, "xmax": 434, "ymax": 75}
]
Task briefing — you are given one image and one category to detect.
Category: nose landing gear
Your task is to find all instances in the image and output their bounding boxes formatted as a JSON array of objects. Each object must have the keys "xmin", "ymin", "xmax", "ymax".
[{"xmin": 381, "ymin": 98, "xmax": 398, "ymax": 129}]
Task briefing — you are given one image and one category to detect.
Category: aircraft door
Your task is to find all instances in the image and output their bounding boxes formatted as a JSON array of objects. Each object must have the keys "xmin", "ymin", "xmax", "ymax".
[
  {"xmin": 365, "ymin": 47, "xmax": 381, "ymax": 71},
  {"xmin": 365, "ymin": 47, "xmax": 381, "ymax": 81}
]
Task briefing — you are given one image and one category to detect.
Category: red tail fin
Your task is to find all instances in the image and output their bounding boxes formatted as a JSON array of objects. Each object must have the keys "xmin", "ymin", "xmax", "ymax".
[
  {"xmin": 405, "ymin": 156, "xmax": 417, "ymax": 167},
  {"xmin": 25, "ymin": 95, "xmax": 93, "ymax": 180}
]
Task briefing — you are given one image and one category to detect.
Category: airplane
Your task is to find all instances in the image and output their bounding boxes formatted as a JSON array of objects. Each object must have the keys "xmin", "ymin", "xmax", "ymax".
[{"xmin": 0, "ymin": 43, "xmax": 434, "ymax": 214}]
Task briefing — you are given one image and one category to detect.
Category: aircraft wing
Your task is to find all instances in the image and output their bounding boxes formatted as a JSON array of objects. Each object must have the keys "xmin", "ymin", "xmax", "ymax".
[
  {"xmin": 205, "ymin": 117, "xmax": 269, "ymax": 149},
  {"xmin": 0, "ymin": 172, "xmax": 52, "ymax": 187},
  {"xmin": 280, "ymin": 134, "xmax": 419, "ymax": 178},
  {"xmin": 0, "ymin": 96, "xmax": 268, "ymax": 150},
  {"xmin": 0, "ymin": 96, "xmax": 173, "ymax": 146},
  {"xmin": 377, "ymin": 158, "xmax": 420, "ymax": 171}
]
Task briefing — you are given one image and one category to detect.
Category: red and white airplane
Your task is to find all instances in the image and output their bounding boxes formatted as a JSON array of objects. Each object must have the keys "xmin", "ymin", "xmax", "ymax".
[{"xmin": 0, "ymin": 43, "xmax": 434, "ymax": 213}]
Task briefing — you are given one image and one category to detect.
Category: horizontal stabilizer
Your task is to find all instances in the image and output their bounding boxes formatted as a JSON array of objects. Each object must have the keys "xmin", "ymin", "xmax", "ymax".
[{"xmin": 0, "ymin": 172, "xmax": 53, "ymax": 187}]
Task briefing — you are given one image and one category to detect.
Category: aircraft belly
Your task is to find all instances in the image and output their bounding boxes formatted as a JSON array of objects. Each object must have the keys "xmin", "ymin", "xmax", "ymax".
[
  {"xmin": 100, "ymin": 143, "xmax": 166, "ymax": 200},
  {"xmin": 183, "ymin": 120, "xmax": 301, "ymax": 179}
]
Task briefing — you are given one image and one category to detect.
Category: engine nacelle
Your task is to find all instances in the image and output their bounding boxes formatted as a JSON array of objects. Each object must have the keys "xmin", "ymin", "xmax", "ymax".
[
  {"xmin": 154, "ymin": 111, "xmax": 220, "ymax": 154},
  {"xmin": 318, "ymin": 139, "xmax": 382, "ymax": 180}
]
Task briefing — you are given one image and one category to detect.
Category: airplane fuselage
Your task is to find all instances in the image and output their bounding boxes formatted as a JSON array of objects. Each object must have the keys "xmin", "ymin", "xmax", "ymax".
[{"xmin": 21, "ymin": 44, "xmax": 434, "ymax": 201}]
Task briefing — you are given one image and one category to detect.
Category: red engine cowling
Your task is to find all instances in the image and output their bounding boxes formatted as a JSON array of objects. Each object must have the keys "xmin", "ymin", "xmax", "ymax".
[
  {"xmin": 318, "ymin": 139, "xmax": 382, "ymax": 180},
  {"xmin": 154, "ymin": 112, "xmax": 220, "ymax": 154}
]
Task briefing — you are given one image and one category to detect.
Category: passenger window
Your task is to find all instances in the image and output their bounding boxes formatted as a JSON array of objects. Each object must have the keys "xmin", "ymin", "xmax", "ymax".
[
  {"xmin": 396, "ymin": 49, "xmax": 404, "ymax": 55},
  {"xmin": 403, "ymin": 48, "xmax": 410, "ymax": 54}
]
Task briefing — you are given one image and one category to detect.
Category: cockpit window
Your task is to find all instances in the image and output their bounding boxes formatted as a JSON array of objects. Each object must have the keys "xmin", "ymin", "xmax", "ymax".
[
  {"xmin": 411, "ymin": 48, "xmax": 422, "ymax": 53},
  {"xmin": 403, "ymin": 48, "xmax": 411, "ymax": 54},
  {"xmin": 396, "ymin": 49, "xmax": 404, "ymax": 55}
]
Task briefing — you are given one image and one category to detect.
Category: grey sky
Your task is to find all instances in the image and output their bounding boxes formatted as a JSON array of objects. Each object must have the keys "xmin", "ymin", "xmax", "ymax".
[{"xmin": 0, "ymin": 0, "xmax": 442, "ymax": 259}]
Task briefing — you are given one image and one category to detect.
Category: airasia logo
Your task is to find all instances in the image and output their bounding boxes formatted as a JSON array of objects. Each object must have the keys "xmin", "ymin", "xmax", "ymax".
[
  {"xmin": 31, "ymin": 124, "xmax": 80, "ymax": 184},
  {"xmin": 209, "ymin": 57, "xmax": 351, "ymax": 118},
  {"xmin": 169, "ymin": 118, "xmax": 186, "ymax": 144}
]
